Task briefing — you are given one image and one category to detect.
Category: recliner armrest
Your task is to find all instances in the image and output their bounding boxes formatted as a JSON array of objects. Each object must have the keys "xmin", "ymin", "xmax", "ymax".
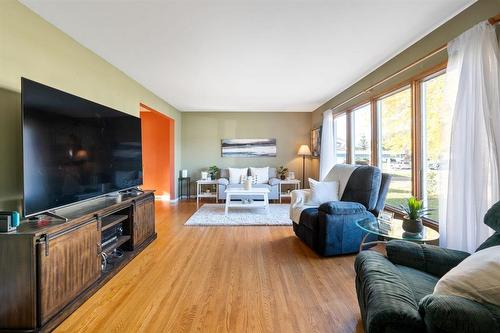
[
  {"xmin": 386, "ymin": 240, "xmax": 470, "ymax": 277},
  {"xmin": 290, "ymin": 189, "xmax": 311, "ymax": 208},
  {"xmin": 419, "ymin": 294, "xmax": 500, "ymax": 333},
  {"xmin": 319, "ymin": 201, "xmax": 366, "ymax": 215}
]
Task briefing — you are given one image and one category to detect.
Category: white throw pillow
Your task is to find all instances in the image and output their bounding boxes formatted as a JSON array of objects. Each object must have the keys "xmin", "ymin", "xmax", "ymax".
[
  {"xmin": 250, "ymin": 167, "xmax": 269, "ymax": 184},
  {"xmin": 434, "ymin": 245, "xmax": 500, "ymax": 306},
  {"xmin": 308, "ymin": 178, "xmax": 339, "ymax": 205},
  {"xmin": 228, "ymin": 168, "xmax": 248, "ymax": 184}
]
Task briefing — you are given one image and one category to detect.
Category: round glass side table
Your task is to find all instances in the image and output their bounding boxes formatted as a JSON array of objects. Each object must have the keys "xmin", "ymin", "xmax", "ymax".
[{"xmin": 356, "ymin": 216, "xmax": 440, "ymax": 251}]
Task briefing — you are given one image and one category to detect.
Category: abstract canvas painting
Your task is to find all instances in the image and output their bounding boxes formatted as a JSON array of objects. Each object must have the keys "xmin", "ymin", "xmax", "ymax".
[
  {"xmin": 311, "ymin": 127, "xmax": 321, "ymax": 157},
  {"xmin": 221, "ymin": 139, "xmax": 276, "ymax": 157}
]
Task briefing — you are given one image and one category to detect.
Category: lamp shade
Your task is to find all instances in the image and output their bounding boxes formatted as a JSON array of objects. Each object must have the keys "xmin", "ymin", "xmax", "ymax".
[{"xmin": 297, "ymin": 144, "xmax": 312, "ymax": 156}]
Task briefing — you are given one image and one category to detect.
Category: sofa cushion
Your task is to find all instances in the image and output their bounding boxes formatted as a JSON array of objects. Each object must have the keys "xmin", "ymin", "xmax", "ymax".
[
  {"xmin": 396, "ymin": 265, "xmax": 439, "ymax": 302},
  {"xmin": 484, "ymin": 200, "xmax": 500, "ymax": 232},
  {"xmin": 419, "ymin": 294, "xmax": 500, "ymax": 333},
  {"xmin": 308, "ymin": 178, "xmax": 339, "ymax": 205},
  {"xmin": 268, "ymin": 167, "xmax": 277, "ymax": 178},
  {"xmin": 228, "ymin": 168, "xmax": 247, "ymax": 184},
  {"xmin": 386, "ymin": 240, "xmax": 470, "ymax": 278},
  {"xmin": 372, "ymin": 173, "xmax": 392, "ymax": 216},
  {"xmin": 250, "ymin": 167, "xmax": 269, "ymax": 184},
  {"xmin": 434, "ymin": 245, "xmax": 500, "ymax": 307},
  {"xmin": 220, "ymin": 167, "xmax": 277, "ymax": 179},
  {"xmin": 342, "ymin": 166, "xmax": 381, "ymax": 211},
  {"xmin": 476, "ymin": 232, "xmax": 500, "ymax": 251},
  {"xmin": 226, "ymin": 183, "xmax": 270, "ymax": 190}
]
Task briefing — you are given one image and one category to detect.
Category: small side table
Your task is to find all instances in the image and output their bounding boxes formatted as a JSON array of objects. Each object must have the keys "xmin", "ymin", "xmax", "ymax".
[
  {"xmin": 278, "ymin": 179, "xmax": 301, "ymax": 203},
  {"xmin": 178, "ymin": 177, "xmax": 191, "ymax": 200},
  {"xmin": 196, "ymin": 180, "xmax": 219, "ymax": 208}
]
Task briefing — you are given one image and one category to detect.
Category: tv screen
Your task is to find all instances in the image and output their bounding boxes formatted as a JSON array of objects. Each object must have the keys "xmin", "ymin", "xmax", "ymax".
[{"xmin": 22, "ymin": 78, "xmax": 143, "ymax": 217}]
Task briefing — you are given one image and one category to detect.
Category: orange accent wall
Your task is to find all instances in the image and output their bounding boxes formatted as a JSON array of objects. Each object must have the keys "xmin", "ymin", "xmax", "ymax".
[{"xmin": 140, "ymin": 104, "xmax": 175, "ymax": 199}]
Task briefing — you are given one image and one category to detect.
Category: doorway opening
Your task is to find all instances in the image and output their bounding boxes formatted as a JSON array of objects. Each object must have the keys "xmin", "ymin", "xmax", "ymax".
[{"xmin": 140, "ymin": 103, "xmax": 175, "ymax": 200}]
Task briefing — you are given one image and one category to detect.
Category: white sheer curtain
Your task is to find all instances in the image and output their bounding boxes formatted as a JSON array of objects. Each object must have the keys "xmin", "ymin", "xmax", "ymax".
[
  {"xmin": 319, "ymin": 110, "xmax": 336, "ymax": 180},
  {"xmin": 440, "ymin": 21, "xmax": 500, "ymax": 252}
]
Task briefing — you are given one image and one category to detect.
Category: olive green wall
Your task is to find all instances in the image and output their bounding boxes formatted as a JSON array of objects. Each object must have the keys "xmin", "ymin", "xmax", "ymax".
[
  {"xmin": 0, "ymin": 0, "xmax": 182, "ymax": 211},
  {"xmin": 181, "ymin": 112, "xmax": 315, "ymax": 188},
  {"xmin": 311, "ymin": 0, "xmax": 500, "ymax": 128}
]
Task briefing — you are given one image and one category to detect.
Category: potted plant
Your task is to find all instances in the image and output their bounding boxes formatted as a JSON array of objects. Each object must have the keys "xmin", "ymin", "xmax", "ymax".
[
  {"xmin": 277, "ymin": 166, "xmax": 288, "ymax": 180},
  {"xmin": 399, "ymin": 197, "xmax": 432, "ymax": 233},
  {"xmin": 207, "ymin": 166, "xmax": 219, "ymax": 180}
]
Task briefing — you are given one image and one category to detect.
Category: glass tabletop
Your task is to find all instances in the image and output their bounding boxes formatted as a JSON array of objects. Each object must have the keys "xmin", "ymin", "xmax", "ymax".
[{"xmin": 356, "ymin": 216, "xmax": 440, "ymax": 242}]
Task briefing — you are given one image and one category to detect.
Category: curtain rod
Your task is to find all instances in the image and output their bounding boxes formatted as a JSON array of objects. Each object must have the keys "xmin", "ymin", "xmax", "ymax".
[
  {"xmin": 488, "ymin": 13, "xmax": 500, "ymax": 25},
  {"xmin": 328, "ymin": 13, "xmax": 500, "ymax": 113}
]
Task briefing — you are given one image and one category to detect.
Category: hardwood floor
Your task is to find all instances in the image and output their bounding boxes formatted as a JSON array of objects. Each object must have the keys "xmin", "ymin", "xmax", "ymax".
[{"xmin": 56, "ymin": 201, "xmax": 364, "ymax": 333}]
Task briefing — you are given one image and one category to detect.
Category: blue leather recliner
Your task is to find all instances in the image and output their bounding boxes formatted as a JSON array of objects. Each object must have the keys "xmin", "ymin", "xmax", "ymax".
[{"xmin": 292, "ymin": 165, "xmax": 391, "ymax": 256}]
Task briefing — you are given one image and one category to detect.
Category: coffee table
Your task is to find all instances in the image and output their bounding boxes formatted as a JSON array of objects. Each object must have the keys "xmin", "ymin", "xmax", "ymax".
[
  {"xmin": 356, "ymin": 216, "xmax": 440, "ymax": 251},
  {"xmin": 224, "ymin": 188, "xmax": 270, "ymax": 216}
]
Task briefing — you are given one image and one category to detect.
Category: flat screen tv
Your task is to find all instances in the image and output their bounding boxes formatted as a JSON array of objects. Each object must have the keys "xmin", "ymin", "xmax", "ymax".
[{"xmin": 22, "ymin": 78, "xmax": 143, "ymax": 217}]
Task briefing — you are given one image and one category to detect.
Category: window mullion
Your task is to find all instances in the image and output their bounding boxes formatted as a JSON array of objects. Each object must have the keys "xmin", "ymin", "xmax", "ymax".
[
  {"xmin": 371, "ymin": 100, "xmax": 378, "ymax": 167},
  {"xmin": 412, "ymin": 80, "xmax": 422, "ymax": 199},
  {"xmin": 346, "ymin": 111, "xmax": 353, "ymax": 164}
]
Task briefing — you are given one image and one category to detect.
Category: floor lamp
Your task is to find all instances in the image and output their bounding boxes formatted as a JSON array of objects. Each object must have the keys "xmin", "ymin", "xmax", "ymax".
[{"xmin": 297, "ymin": 145, "xmax": 312, "ymax": 188}]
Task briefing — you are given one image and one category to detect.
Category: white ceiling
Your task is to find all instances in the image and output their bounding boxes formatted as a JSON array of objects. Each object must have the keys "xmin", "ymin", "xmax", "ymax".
[{"xmin": 21, "ymin": 0, "xmax": 475, "ymax": 112}]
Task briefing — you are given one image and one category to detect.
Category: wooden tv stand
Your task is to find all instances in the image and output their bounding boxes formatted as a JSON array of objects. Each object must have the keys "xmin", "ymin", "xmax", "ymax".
[{"xmin": 0, "ymin": 191, "xmax": 156, "ymax": 332}]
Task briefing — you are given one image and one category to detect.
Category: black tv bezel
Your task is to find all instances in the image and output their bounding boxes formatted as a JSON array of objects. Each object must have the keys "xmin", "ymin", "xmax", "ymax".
[{"xmin": 21, "ymin": 77, "xmax": 143, "ymax": 218}]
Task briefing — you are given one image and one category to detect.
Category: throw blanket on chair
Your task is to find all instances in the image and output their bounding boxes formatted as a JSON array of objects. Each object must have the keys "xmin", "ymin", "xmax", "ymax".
[{"xmin": 290, "ymin": 164, "xmax": 359, "ymax": 223}]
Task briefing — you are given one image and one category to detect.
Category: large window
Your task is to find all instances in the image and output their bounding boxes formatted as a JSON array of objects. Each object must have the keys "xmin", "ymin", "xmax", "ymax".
[
  {"xmin": 377, "ymin": 87, "xmax": 412, "ymax": 207},
  {"xmin": 327, "ymin": 65, "xmax": 450, "ymax": 223},
  {"xmin": 421, "ymin": 72, "xmax": 451, "ymax": 221},
  {"xmin": 352, "ymin": 103, "xmax": 371, "ymax": 165},
  {"xmin": 335, "ymin": 113, "xmax": 347, "ymax": 163}
]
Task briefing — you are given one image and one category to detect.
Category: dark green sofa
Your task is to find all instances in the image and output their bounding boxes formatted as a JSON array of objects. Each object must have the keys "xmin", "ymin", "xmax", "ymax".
[{"xmin": 354, "ymin": 202, "xmax": 500, "ymax": 333}]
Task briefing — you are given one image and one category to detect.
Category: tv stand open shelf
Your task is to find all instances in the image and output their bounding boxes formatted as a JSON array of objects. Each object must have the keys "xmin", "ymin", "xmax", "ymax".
[
  {"xmin": 101, "ymin": 214, "xmax": 129, "ymax": 231},
  {"xmin": 103, "ymin": 235, "xmax": 131, "ymax": 254},
  {"xmin": 0, "ymin": 191, "xmax": 156, "ymax": 333}
]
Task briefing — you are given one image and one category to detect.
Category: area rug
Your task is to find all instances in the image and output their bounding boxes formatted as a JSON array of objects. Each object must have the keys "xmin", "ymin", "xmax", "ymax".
[{"xmin": 185, "ymin": 204, "xmax": 292, "ymax": 226}]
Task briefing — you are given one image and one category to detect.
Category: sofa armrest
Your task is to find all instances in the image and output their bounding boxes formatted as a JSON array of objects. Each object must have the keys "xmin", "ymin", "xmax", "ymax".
[
  {"xmin": 386, "ymin": 240, "xmax": 470, "ymax": 277},
  {"xmin": 268, "ymin": 177, "xmax": 280, "ymax": 186},
  {"xmin": 319, "ymin": 201, "xmax": 366, "ymax": 215},
  {"xmin": 355, "ymin": 251, "xmax": 425, "ymax": 332},
  {"xmin": 419, "ymin": 294, "xmax": 500, "ymax": 333},
  {"xmin": 217, "ymin": 178, "xmax": 229, "ymax": 185}
]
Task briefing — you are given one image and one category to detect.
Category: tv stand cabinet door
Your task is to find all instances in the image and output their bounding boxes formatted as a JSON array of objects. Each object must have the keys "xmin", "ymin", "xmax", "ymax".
[
  {"xmin": 133, "ymin": 194, "xmax": 155, "ymax": 247},
  {"xmin": 37, "ymin": 219, "xmax": 101, "ymax": 326}
]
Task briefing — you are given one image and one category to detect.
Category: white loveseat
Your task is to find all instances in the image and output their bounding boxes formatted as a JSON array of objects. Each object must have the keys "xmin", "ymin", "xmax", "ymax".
[{"xmin": 217, "ymin": 167, "xmax": 280, "ymax": 200}]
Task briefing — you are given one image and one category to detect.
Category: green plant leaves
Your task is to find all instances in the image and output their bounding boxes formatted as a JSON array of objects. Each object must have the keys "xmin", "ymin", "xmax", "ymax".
[{"xmin": 399, "ymin": 196, "xmax": 433, "ymax": 220}]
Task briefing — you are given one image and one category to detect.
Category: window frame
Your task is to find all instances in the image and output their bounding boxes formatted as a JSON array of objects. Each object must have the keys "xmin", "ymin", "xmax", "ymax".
[
  {"xmin": 350, "ymin": 102, "xmax": 372, "ymax": 166},
  {"xmin": 376, "ymin": 85, "xmax": 413, "ymax": 209},
  {"xmin": 419, "ymin": 69, "xmax": 448, "ymax": 222},
  {"xmin": 333, "ymin": 112, "xmax": 348, "ymax": 164},
  {"xmin": 333, "ymin": 62, "xmax": 447, "ymax": 227}
]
